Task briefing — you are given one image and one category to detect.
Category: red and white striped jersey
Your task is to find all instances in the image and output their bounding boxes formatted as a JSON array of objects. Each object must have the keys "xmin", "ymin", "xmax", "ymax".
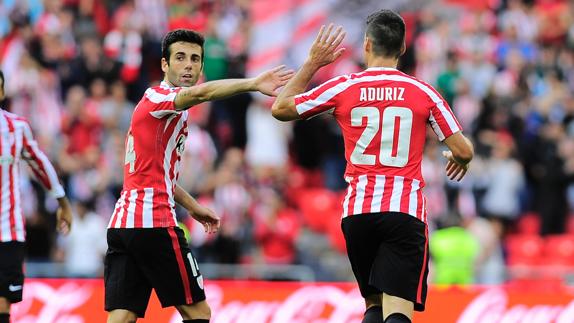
[
  {"xmin": 0, "ymin": 108, "xmax": 65, "ymax": 242},
  {"xmin": 294, "ymin": 67, "xmax": 462, "ymax": 223},
  {"xmin": 108, "ymin": 82, "xmax": 188, "ymax": 229}
]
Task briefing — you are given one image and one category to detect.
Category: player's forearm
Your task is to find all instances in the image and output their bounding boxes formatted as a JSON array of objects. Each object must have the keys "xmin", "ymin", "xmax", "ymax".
[
  {"xmin": 174, "ymin": 184, "xmax": 202, "ymax": 213},
  {"xmin": 272, "ymin": 61, "xmax": 319, "ymax": 121},
  {"xmin": 174, "ymin": 78, "xmax": 256, "ymax": 110},
  {"xmin": 57, "ymin": 196, "xmax": 71, "ymax": 209}
]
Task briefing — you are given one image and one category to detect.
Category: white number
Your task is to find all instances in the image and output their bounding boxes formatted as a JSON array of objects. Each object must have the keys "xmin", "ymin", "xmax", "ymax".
[
  {"xmin": 124, "ymin": 134, "xmax": 136, "ymax": 173},
  {"xmin": 350, "ymin": 107, "xmax": 379, "ymax": 165},
  {"xmin": 187, "ymin": 252, "xmax": 199, "ymax": 277},
  {"xmin": 350, "ymin": 106, "xmax": 413, "ymax": 167}
]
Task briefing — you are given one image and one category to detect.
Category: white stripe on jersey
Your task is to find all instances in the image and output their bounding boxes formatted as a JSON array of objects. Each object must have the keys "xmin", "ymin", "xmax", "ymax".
[
  {"xmin": 163, "ymin": 113, "xmax": 187, "ymax": 224},
  {"xmin": 296, "ymin": 73, "xmax": 460, "ymax": 134},
  {"xmin": 12, "ymin": 154, "xmax": 24, "ymax": 242},
  {"xmin": 126, "ymin": 189, "xmax": 138, "ymax": 228},
  {"xmin": 428, "ymin": 114, "xmax": 445, "ymax": 141},
  {"xmin": 353, "ymin": 175, "xmax": 368, "ymax": 215},
  {"xmin": 409, "ymin": 179, "xmax": 420, "ymax": 217},
  {"xmin": 142, "ymin": 188, "xmax": 154, "ymax": 228},
  {"xmin": 342, "ymin": 176, "xmax": 353, "ymax": 218},
  {"xmin": 113, "ymin": 191, "xmax": 128, "ymax": 228},
  {"xmin": 145, "ymin": 88, "xmax": 178, "ymax": 104},
  {"xmin": 389, "ymin": 176, "xmax": 404, "ymax": 212},
  {"xmin": 370, "ymin": 175, "xmax": 386, "ymax": 213}
]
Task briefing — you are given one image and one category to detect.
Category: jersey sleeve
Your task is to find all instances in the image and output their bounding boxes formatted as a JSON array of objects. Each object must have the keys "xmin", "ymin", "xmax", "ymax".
[
  {"xmin": 426, "ymin": 87, "xmax": 462, "ymax": 141},
  {"xmin": 143, "ymin": 86, "xmax": 183, "ymax": 119},
  {"xmin": 294, "ymin": 75, "xmax": 347, "ymax": 120},
  {"xmin": 20, "ymin": 121, "xmax": 66, "ymax": 199}
]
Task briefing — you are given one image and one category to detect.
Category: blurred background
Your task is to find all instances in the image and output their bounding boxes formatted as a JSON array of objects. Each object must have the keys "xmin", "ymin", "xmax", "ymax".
[{"xmin": 1, "ymin": 0, "xmax": 574, "ymax": 293}]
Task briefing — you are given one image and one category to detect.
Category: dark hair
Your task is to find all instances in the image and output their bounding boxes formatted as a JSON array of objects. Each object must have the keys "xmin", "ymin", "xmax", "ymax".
[
  {"xmin": 0, "ymin": 70, "xmax": 4, "ymax": 92},
  {"xmin": 366, "ymin": 9, "xmax": 405, "ymax": 59},
  {"xmin": 161, "ymin": 29, "xmax": 205, "ymax": 65}
]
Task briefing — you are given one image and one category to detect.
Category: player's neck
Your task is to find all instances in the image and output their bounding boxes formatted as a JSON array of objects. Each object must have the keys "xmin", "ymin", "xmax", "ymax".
[{"xmin": 367, "ymin": 57, "xmax": 398, "ymax": 70}]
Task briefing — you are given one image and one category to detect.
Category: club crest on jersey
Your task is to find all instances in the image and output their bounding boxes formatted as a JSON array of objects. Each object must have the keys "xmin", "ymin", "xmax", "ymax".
[{"xmin": 175, "ymin": 134, "xmax": 186, "ymax": 155}]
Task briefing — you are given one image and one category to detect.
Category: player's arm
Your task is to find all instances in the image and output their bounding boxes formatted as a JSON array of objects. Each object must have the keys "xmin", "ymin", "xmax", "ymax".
[
  {"xmin": 272, "ymin": 24, "xmax": 346, "ymax": 121},
  {"xmin": 174, "ymin": 66, "xmax": 294, "ymax": 111},
  {"xmin": 442, "ymin": 132, "xmax": 474, "ymax": 181},
  {"xmin": 174, "ymin": 184, "xmax": 220, "ymax": 233},
  {"xmin": 20, "ymin": 122, "xmax": 72, "ymax": 234}
]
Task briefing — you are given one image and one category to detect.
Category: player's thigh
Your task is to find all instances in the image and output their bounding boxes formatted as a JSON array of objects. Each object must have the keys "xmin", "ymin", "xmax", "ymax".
[
  {"xmin": 105, "ymin": 229, "xmax": 152, "ymax": 318},
  {"xmin": 130, "ymin": 227, "xmax": 206, "ymax": 308},
  {"xmin": 0, "ymin": 242, "xmax": 25, "ymax": 306},
  {"xmin": 371, "ymin": 213, "xmax": 428, "ymax": 312},
  {"xmin": 341, "ymin": 213, "xmax": 382, "ymax": 298},
  {"xmin": 382, "ymin": 293, "xmax": 414, "ymax": 320}
]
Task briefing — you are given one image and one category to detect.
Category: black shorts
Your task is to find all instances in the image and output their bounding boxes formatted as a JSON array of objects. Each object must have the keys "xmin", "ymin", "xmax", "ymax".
[
  {"xmin": 0, "ymin": 242, "xmax": 25, "ymax": 303},
  {"xmin": 105, "ymin": 227, "xmax": 206, "ymax": 317},
  {"xmin": 341, "ymin": 212, "xmax": 429, "ymax": 311}
]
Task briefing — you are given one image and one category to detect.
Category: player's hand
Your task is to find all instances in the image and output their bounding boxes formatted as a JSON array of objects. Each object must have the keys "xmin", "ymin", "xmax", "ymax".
[
  {"xmin": 191, "ymin": 206, "xmax": 221, "ymax": 234},
  {"xmin": 56, "ymin": 197, "xmax": 72, "ymax": 235},
  {"xmin": 443, "ymin": 151, "xmax": 469, "ymax": 181},
  {"xmin": 307, "ymin": 24, "xmax": 346, "ymax": 68},
  {"xmin": 254, "ymin": 65, "xmax": 295, "ymax": 96}
]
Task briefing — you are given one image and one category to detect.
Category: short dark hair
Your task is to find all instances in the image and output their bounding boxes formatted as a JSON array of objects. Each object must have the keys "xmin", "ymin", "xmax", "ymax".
[
  {"xmin": 366, "ymin": 9, "xmax": 405, "ymax": 59},
  {"xmin": 161, "ymin": 29, "xmax": 205, "ymax": 65},
  {"xmin": 0, "ymin": 70, "xmax": 4, "ymax": 92}
]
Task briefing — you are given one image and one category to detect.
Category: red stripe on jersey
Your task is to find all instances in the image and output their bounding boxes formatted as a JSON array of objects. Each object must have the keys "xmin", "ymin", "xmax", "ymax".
[
  {"xmin": 361, "ymin": 175, "xmax": 376, "ymax": 214},
  {"xmin": 380, "ymin": 176, "xmax": 394, "ymax": 212},
  {"xmin": 133, "ymin": 194, "xmax": 144, "ymax": 228},
  {"xmin": 417, "ymin": 190, "xmax": 424, "ymax": 221},
  {"xmin": 417, "ymin": 225, "xmax": 429, "ymax": 304},
  {"xmin": 400, "ymin": 179, "xmax": 412, "ymax": 215},
  {"xmin": 6, "ymin": 117, "xmax": 16, "ymax": 241},
  {"xmin": 120, "ymin": 194, "xmax": 129, "ymax": 228},
  {"xmin": 391, "ymin": 116, "xmax": 400, "ymax": 157},
  {"xmin": 168, "ymin": 227, "xmax": 193, "ymax": 304}
]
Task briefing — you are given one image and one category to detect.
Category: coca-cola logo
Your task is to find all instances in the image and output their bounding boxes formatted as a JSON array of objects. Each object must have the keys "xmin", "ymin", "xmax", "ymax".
[
  {"xmin": 170, "ymin": 284, "xmax": 365, "ymax": 323},
  {"xmin": 11, "ymin": 281, "xmax": 93, "ymax": 323},
  {"xmin": 457, "ymin": 288, "xmax": 574, "ymax": 323}
]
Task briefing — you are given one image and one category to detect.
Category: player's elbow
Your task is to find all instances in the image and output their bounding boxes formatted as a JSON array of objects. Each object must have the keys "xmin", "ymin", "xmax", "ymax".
[{"xmin": 271, "ymin": 101, "xmax": 295, "ymax": 121}]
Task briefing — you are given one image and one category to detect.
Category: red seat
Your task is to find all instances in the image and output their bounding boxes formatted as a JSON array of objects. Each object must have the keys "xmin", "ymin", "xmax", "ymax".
[
  {"xmin": 505, "ymin": 234, "xmax": 544, "ymax": 266},
  {"xmin": 543, "ymin": 234, "xmax": 574, "ymax": 266},
  {"xmin": 505, "ymin": 234, "xmax": 545, "ymax": 280},
  {"xmin": 297, "ymin": 189, "xmax": 340, "ymax": 233},
  {"xmin": 516, "ymin": 213, "xmax": 540, "ymax": 235}
]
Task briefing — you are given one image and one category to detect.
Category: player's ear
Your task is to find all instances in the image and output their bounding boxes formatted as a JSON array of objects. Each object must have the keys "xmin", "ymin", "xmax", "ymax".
[
  {"xmin": 161, "ymin": 57, "xmax": 169, "ymax": 73},
  {"xmin": 400, "ymin": 41, "xmax": 406, "ymax": 56},
  {"xmin": 363, "ymin": 36, "xmax": 370, "ymax": 53}
]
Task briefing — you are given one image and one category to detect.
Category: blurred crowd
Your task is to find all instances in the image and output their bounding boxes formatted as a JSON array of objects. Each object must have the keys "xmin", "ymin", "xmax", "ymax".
[{"xmin": 1, "ymin": 0, "xmax": 573, "ymax": 284}]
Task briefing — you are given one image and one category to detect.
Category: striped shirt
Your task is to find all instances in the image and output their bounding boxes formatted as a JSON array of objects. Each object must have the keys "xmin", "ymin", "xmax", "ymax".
[
  {"xmin": 0, "ymin": 108, "xmax": 65, "ymax": 242},
  {"xmin": 108, "ymin": 82, "xmax": 188, "ymax": 229},
  {"xmin": 294, "ymin": 67, "xmax": 462, "ymax": 223}
]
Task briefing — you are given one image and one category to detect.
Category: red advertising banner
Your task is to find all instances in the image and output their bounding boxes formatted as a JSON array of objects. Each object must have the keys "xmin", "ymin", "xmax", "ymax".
[{"xmin": 10, "ymin": 279, "xmax": 574, "ymax": 322}]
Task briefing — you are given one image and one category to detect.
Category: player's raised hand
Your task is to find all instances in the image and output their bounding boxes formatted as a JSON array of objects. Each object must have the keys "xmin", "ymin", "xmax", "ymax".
[
  {"xmin": 56, "ymin": 197, "xmax": 73, "ymax": 235},
  {"xmin": 307, "ymin": 24, "xmax": 346, "ymax": 68},
  {"xmin": 254, "ymin": 65, "xmax": 295, "ymax": 96},
  {"xmin": 442, "ymin": 151, "xmax": 469, "ymax": 181},
  {"xmin": 191, "ymin": 205, "xmax": 221, "ymax": 234}
]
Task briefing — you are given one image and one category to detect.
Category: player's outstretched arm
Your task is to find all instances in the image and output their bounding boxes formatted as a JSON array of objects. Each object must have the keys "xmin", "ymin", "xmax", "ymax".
[
  {"xmin": 174, "ymin": 65, "xmax": 294, "ymax": 111},
  {"xmin": 174, "ymin": 184, "xmax": 220, "ymax": 234},
  {"xmin": 272, "ymin": 24, "xmax": 346, "ymax": 121},
  {"xmin": 442, "ymin": 132, "xmax": 474, "ymax": 181},
  {"xmin": 56, "ymin": 197, "xmax": 72, "ymax": 235}
]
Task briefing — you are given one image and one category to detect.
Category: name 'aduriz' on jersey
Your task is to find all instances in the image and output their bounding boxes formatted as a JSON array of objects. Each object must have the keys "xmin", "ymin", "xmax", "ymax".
[{"xmin": 359, "ymin": 87, "xmax": 405, "ymax": 101}]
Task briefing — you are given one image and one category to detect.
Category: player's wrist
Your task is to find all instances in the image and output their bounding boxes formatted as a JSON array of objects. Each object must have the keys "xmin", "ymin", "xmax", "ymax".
[{"xmin": 303, "ymin": 59, "xmax": 322, "ymax": 72}]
